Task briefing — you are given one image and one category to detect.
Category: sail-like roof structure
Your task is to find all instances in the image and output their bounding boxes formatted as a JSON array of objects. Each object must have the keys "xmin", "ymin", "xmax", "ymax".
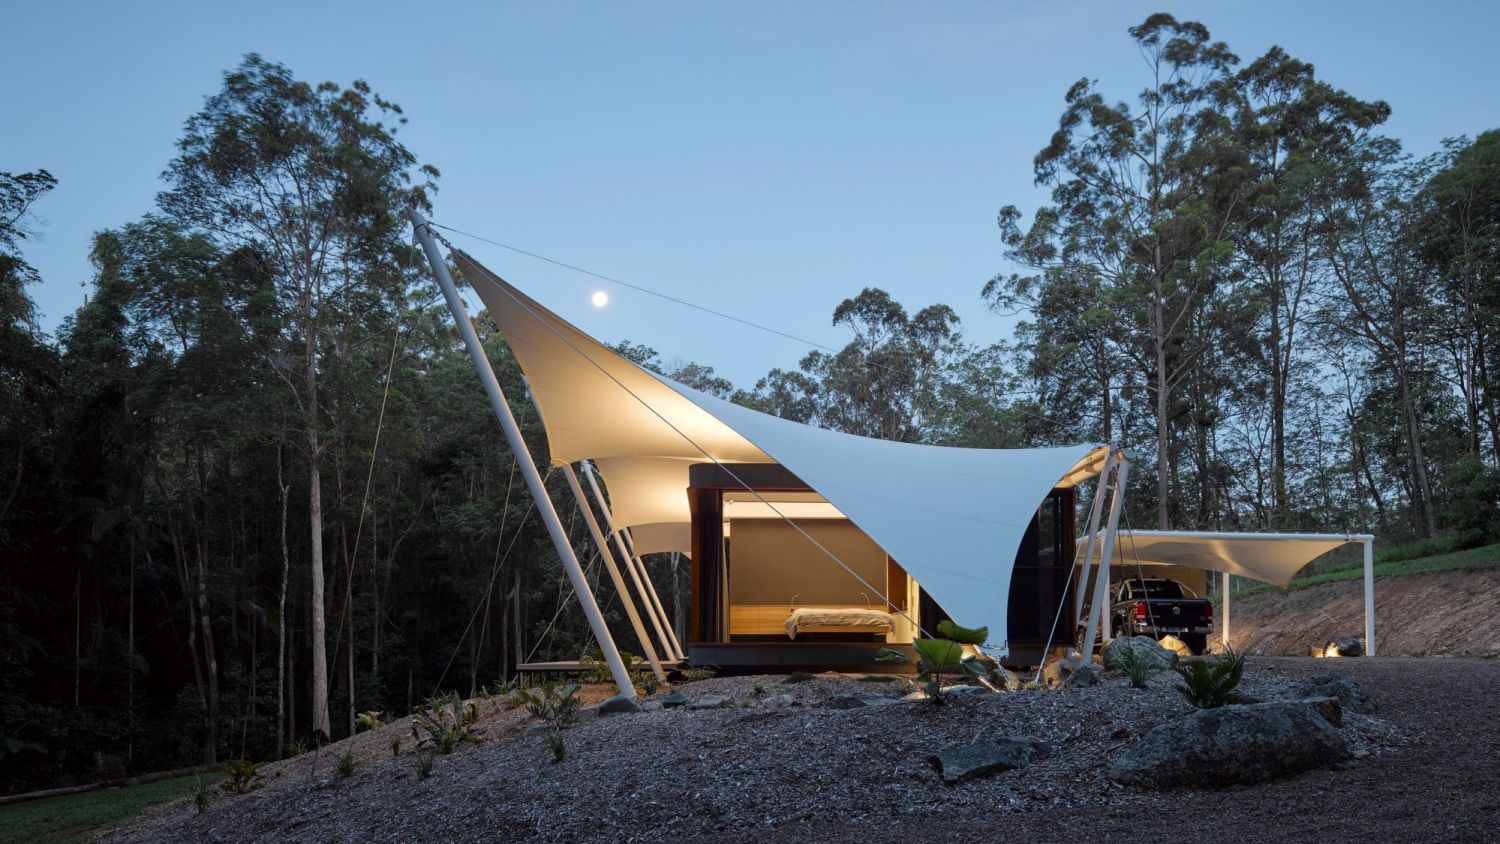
[
  {"xmin": 451, "ymin": 250, "xmax": 1103, "ymax": 651},
  {"xmin": 1085, "ymin": 530, "xmax": 1372, "ymax": 586}
]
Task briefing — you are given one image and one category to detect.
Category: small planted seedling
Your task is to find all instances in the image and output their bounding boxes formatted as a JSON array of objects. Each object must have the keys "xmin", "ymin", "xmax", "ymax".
[
  {"xmin": 335, "ymin": 749, "xmax": 356, "ymax": 778},
  {"xmin": 415, "ymin": 748, "xmax": 436, "ymax": 780},
  {"xmin": 544, "ymin": 732, "xmax": 566, "ymax": 763},
  {"xmin": 193, "ymin": 776, "xmax": 212, "ymax": 814}
]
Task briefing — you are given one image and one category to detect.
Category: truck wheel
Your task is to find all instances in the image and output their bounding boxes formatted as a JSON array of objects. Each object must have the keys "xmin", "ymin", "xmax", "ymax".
[{"xmin": 1183, "ymin": 633, "xmax": 1207, "ymax": 655}]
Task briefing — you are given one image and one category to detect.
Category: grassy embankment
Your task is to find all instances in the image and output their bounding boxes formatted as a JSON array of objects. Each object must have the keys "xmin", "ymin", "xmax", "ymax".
[
  {"xmin": 1230, "ymin": 540, "xmax": 1500, "ymax": 599},
  {"xmin": 0, "ymin": 773, "xmax": 216, "ymax": 844}
]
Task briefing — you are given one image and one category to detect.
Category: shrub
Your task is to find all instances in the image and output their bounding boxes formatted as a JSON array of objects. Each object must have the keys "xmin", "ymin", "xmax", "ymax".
[
  {"xmin": 1107, "ymin": 644, "xmax": 1157, "ymax": 689},
  {"xmin": 511, "ymin": 681, "xmax": 581, "ymax": 731},
  {"xmin": 389, "ymin": 736, "xmax": 402, "ymax": 757},
  {"xmin": 335, "ymin": 750, "xmax": 356, "ymax": 778},
  {"xmin": 639, "ymin": 672, "xmax": 662, "ymax": 696},
  {"xmin": 411, "ymin": 691, "xmax": 481, "ymax": 755},
  {"xmin": 220, "ymin": 759, "xmax": 262, "ymax": 794},
  {"xmin": 783, "ymin": 672, "xmax": 814, "ymax": 684},
  {"xmin": 1445, "ymin": 455, "xmax": 1500, "ymax": 547},
  {"xmin": 678, "ymin": 667, "xmax": 716, "ymax": 683},
  {"xmin": 355, "ymin": 711, "xmax": 385, "ymax": 733},
  {"xmin": 912, "ymin": 620, "xmax": 989, "ymax": 704},
  {"xmin": 580, "ymin": 645, "xmax": 641, "ymax": 684},
  {"xmin": 1173, "ymin": 647, "xmax": 1245, "ymax": 708}
]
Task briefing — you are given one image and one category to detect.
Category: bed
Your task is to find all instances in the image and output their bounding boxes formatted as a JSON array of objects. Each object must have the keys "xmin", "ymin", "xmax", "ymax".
[{"xmin": 782, "ymin": 607, "xmax": 895, "ymax": 640}]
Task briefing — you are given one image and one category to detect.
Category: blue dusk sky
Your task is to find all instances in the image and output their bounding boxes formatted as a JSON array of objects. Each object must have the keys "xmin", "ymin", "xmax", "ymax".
[{"xmin": 5, "ymin": 1, "xmax": 1498, "ymax": 386}]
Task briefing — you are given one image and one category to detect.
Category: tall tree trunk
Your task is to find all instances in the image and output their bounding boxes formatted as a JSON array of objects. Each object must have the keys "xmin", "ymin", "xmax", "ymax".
[
  {"xmin": 276, "ymin": 450, "xmax": 290, "ymax": 759},
  {"xmin": 127, "ymin": 535, "xmax": 135, "ymax": 764},
  {"xmin": 195, "ymin": 536, "xmax": 219, "ymax": 763},
  {"xmin": 1153, "ymin": 299, "xmax": 1171, "ymax": 530},
  {"xmin": 306, "ymin": 317, "xmax": 331, "ymax": 741},
  {"xmin": 74, "ymin": 563, "xmax": 81, "ymax": 708},
  {"xmin": 1396, "ymin": 366, "xmax": 1438, "ymax": 536}
]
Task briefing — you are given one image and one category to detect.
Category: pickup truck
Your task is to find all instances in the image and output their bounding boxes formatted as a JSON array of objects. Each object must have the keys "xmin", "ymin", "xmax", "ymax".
[{"xmin": 1108, "ymin": 577, "xmax": 1213, "ymax": 655}]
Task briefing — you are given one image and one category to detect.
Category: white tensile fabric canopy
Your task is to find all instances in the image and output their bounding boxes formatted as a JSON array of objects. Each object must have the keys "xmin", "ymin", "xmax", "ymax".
[
  {"xmin": 452, "ymin": 250, "xmax": 1103, "ymax": 651},
  {"xmin": 1086, "ymin": 530, "xmax": 1370, "ymax": 586}
]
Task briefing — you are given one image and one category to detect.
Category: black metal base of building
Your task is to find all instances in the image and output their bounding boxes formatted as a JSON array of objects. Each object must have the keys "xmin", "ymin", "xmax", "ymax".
[{"xmin": 685, "ymin": 642, "xmax": 916, "ymax": 674}]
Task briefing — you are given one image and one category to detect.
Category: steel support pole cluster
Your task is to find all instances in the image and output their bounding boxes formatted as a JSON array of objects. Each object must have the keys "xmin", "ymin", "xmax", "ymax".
[
  {"xmin": 1079, "ymin": 450, "xmax": 1130, "ymax": 663},
  {"xmin": 561, "ymin": 465, "xmax": 666, "ymax": 680},
  {"xmin": 582, "ymin": 462, "xmax": 682, "ymax": 663},
  {"xmin": 620, "ymin": 526, "xmax": 685, "ymax": 660},
  {"xmin": 1072, "ymin": 466, "xmax": 1111, "ymax": 628},
  {"xmin": 409, "ymin": 209, "xmax": 636, "ymax": 696}
]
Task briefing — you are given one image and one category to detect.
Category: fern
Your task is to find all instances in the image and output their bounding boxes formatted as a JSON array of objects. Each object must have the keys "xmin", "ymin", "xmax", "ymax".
[
  {"xmin": 220, "ymin": 759, "xmax": 262, "ymax": 794},
  {"xmin": 1108, "ymin": 645, "xmax": 1157, "ymax": 689},
  {"xmin": 1173, "ymin": 647, "xmax": 1246, "ymax": 708}
]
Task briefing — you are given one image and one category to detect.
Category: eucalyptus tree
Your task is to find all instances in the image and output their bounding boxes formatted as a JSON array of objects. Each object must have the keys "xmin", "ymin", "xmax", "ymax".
[
  {"xmin": 1415, "ymin": 132, "xmax": 1500, "ymax": 459},
  {"xmin": 995, "ymin": 14, "xmax": 1246, "ymax": 527},
  {"xmin": 159, "ymin": 54, "xmax": 437, "ymax": 739},
  {"xmin": 1318, "ymin": 140, "xmax": 1442, "ymax": 536},
  {"xmin": 790, "ymin": 288, "xmax": 963, "ymax": 442},
  {"xmin": 0, "ymin": 169, "xmax": 58, "ymax": 529},
  {"xmin": 1220, "ymin": 46, "xmax": 1389, "ymax": 525}
]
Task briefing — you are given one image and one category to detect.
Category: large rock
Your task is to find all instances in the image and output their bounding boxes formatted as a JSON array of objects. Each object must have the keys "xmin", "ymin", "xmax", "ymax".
[
  {"xmin": 1285, "ymin": 674, "xmax": 1377, "ymax": 714},
  {"xmin": 826, "ymin": 693, "xmax": 902, "ymax": 709},
  {"xmin": 688, "ymin": 693, "xmax": 730, "ymax": 710},
  {"xmin": 972, "ymin": 654, "xmax": 1021, "ymax": 691},
  {"xmin": 658, "ymin": 691, "xmax": 689, "ymax": 709},
  {"xmin": 1104, "ymin": 636, "xmax": 1180, "ymax": 672},
  {"xmin": 1043, "ymin": 652, "xmax": 1100, "ymax": 688},
  {"xmin": 1110, "ymin": 700, "xmax": 1351, "ymax": 789},
  {"xmin": 931, "ymin": 738, "xmax": 1053, "ymax": 784},
  {"xmin": 597, "ymin": 693, "xmax": 642, "ymax": 715},
  {"xmin": 1300, "ymin": 696, "xmax": 1342, "ymax": 727}
]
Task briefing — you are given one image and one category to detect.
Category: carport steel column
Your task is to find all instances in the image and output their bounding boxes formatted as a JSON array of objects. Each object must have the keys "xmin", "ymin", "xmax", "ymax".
[
  {"xmin": 1363, "ymin": 539, "xmax": 1376, "ymax": 657},
  {"xmin": 408, "ymin": 208, "xmax": 637, "ymax": 696}
]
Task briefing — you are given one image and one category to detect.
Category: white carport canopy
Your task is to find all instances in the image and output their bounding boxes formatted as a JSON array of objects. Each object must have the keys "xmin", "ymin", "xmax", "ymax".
[
  {"xmin": 450, "ymin": 249, "xmax": 1106, "ymax": 653},
  {"xmin": 1085, "ymin": 530, "xmax": 1377, "ymax": 655}
]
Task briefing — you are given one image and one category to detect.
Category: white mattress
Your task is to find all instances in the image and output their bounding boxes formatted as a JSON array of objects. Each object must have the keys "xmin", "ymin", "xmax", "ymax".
[{"xmin": 784, "ymin": 607, "xmax": 895, "ymax": 639}]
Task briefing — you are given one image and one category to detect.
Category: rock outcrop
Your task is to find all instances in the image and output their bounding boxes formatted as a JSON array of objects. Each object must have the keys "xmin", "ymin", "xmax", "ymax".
[
  {"xmin": 1104, "ymin": 636, "xmax": 1181, "ymax": 671},
  {"xmin": 1284, "ymin": 673, "xmax": 1377, "ymax": 714},
  {"xmin": 1109, "ymin": 700, "xmax": 1351, "ymax": 789},
  {"xmin": 931, "ymin": 738, "xmax": 1054, "ymax": 784}
]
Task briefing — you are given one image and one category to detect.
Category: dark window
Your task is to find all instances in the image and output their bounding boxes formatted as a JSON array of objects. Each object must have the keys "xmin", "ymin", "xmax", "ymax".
[
  {"xmin": 1122, "ymin": 579, "xmax": 1185, "ymax": 600},
  {"xmin": 1006, "ymin": 488, "xmax": 1075, "ymax": 645}
]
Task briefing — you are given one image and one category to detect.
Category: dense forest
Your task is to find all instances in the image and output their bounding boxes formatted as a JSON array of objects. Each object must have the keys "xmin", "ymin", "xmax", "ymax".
[{"xmin": 2, "ymin": 15, "xmax": 1497, "ymax": 792}]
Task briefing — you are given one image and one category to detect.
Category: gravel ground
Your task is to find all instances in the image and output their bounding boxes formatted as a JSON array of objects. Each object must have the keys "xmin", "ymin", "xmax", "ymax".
[{"xmin": 99, "ymin": 658, "xmax": 1496, "ymax": 843}]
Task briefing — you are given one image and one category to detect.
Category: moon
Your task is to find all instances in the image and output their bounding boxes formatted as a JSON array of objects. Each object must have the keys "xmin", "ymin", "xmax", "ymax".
[{"xmin": 591, "ymin": 290, "xmax": 609, "ymax": 308}]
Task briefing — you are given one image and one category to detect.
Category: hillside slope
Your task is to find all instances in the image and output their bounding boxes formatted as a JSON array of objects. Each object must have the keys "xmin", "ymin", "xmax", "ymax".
[
  {"xmin": 1225, "ymin": 566, "xmax": 1500, "ymax": 658},
  {"xmin": 97, "ymin": 660, "xmax": 1499, "ymax": 843}
]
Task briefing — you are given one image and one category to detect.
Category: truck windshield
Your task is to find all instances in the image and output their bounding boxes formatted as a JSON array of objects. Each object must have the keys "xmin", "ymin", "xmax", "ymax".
[{"xmin": 1127, "ymin": 580, "xmax": 1185, "ymax": 599}]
